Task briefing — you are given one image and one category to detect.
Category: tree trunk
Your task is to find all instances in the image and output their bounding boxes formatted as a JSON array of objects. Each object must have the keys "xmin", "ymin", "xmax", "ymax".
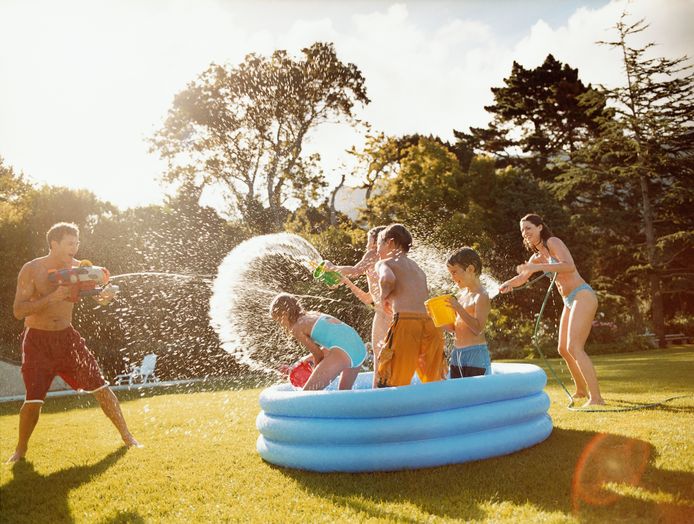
[
  {"xmin": 639, "ymin": 171, "xmax": 665, "ymax": 347},
  {"xmin": 329, "ymin": 174, "xmax": 346, "ymax": 226}
]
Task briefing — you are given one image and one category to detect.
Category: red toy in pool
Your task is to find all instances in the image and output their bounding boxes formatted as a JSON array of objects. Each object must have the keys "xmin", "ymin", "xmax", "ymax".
[{"xmin": 288, "ymin": 360, "xmax": 314, "ymax": 388}]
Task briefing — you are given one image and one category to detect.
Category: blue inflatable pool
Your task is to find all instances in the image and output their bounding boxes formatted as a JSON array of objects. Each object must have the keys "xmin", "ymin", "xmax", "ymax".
[{"xmin": 256, "ymin": 362, "xmax": 553, "ymax": 472}]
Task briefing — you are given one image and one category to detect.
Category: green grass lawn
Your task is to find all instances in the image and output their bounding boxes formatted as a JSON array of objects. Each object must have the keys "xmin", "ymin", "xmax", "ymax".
[{"xmin": 1, "ymin": 347, "xmax": 692, "ymax": 523}]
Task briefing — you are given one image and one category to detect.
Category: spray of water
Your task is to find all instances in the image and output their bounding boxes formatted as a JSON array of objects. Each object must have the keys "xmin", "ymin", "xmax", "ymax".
[
  {"xmin": 111, "ymin": 272, "xmax": 213, "ymax": 283},
  {"xmin": 409, "ymin": 241, "xmax": 502, "ymax": 299},
  {"xmin": 206, "ymin": 233, "xmax": 505, "ymax": 377},
  {"xmin": 210, "ymin": 233, "xmax": 321, "ymax": 372}
]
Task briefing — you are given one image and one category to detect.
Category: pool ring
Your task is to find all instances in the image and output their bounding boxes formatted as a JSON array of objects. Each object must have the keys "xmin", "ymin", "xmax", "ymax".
[{"xmin": 256, "ymin": 363, "xmax": 553, "ymax": 472}]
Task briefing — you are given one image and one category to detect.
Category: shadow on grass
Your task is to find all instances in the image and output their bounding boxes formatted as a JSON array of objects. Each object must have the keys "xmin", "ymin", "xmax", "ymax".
[
  {"xmin": 98, "ymin": 510, "xmax": 146, "ymax": 524},
  {"xmin": 277, "ymin": 429, "xmax": 694, "ymax": 522},
  {"xmin": 0, "ymin": 447, "xmax": 130, "ymax": 524},
  {"xmin": 598, "ymin": 397, "xmax": 694, "ymax": 414}
]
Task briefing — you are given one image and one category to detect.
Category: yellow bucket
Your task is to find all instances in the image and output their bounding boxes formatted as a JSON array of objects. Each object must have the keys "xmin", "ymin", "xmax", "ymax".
[{"xmin": 425, "ymin": 295, "xmax": 457, "ymax": 327}]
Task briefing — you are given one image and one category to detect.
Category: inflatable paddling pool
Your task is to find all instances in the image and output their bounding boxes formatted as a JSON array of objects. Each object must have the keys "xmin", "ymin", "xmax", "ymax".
[{"xmin": 256, "ymin": 363, "xmax": 553, "ymax": 472}]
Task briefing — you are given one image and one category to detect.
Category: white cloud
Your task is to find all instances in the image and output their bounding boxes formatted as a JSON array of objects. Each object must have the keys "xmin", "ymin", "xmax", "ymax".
[{"xmin": 512, "ymin": 0, "xmax": 694, "ymax": 88}]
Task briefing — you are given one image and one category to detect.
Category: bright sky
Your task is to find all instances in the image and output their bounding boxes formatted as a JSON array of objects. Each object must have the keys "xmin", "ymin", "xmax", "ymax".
[{"xmin": 1, "ymin": 0, "xmax": 692, "ymax": 213}]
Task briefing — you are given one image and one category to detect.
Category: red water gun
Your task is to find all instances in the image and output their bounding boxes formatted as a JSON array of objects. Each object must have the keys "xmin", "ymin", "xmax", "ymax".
[{"xmin": 47, "ymin": 260, "xmax": 111, "ymax": 302}]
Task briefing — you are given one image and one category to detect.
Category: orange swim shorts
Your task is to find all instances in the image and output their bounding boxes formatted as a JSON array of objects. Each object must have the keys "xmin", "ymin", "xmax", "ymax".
[{"xmin": 377, "ymin": 312, "xmax": 447, "ymax": 387}]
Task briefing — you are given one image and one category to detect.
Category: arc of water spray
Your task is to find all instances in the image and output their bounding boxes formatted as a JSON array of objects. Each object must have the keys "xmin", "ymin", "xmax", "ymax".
[
  {"xmin": 110, "ymin": 272, "xmax": 214, "ymax": 283},
  {"xmin": 209, "ymin": 233, "xmax": 326, "ymax": 372}
]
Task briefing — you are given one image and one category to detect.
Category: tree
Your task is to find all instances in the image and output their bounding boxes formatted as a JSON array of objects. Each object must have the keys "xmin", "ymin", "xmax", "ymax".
[
  {"xmin": 350, "ymin": 132, "xmax": 459, "ymax": 227},
  {"xmin": 558, "ymin": 14, "xmax": 694, "ymax": 344},
  {"xmin": 150, "ymin": 42, "xmax": 369, "ymax": 231},
  {"xmin": 0, "ymin": 159, "xmax": 34, "ymax": 354},
  {"xmin": 455, "ymin": 54, "xmax": 610, "ymax": 180},
  {"xmin": 365, "ymin": 137, "xmax": 467, "ymax": 242},
  {"xmin": 347, "ymin": 131, "xmax": 404, "ymax": 205},
  {"xmin": 601, "ymin": 15, "xmax": 693, "ymax": 344}
]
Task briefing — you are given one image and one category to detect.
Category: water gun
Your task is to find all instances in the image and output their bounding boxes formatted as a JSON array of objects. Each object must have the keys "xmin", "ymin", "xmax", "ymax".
[
  {"xmin": 307, "ymin": 260, "xmax": 342, "ymax": 286},
  {"xmin": 47, "ymin": 260, "xmax": 113, "ymax": 302}
]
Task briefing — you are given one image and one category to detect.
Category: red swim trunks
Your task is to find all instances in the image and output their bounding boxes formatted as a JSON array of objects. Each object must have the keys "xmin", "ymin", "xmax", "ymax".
[{"xmin": 21, "ymin": 326, "xmax": 108, "ymax": 402}]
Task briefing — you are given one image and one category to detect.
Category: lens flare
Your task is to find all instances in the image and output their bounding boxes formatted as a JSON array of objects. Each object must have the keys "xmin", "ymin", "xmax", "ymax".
[{"xmin": 572, "ymin": 433, "xmax": 651, "ymax": 512}]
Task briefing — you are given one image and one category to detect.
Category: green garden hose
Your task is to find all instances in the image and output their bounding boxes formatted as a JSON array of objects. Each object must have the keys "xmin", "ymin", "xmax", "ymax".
[{"xmin": 511, "ymin": 273, "xmax": 691, "ymax": 412}]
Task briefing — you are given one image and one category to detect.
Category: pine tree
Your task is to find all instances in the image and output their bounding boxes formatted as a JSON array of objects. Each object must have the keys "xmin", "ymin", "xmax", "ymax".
[
  {"xmin": 455, "ymin": 54, "xmax": 609, "ymax": 181},
  {"xmin": 559, "ymin": 14, "xmax": 694, "ymax": 344}
]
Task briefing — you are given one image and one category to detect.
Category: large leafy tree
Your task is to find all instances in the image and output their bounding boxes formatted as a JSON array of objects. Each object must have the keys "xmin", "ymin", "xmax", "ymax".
[
  {"xmin": 150, "ymin": 42, "xmax": 369, "ymax": 231},
  {"xmin": 366, "ymin": 137, "xmax": 467, "ymax": 242},
  {"xmin": 0, "ymin": 159, "xmax": 34, "ymax": 349},
  {"xmin": 557, "ymin": 14, "xmax": 694, "ymax": 343},
  {"xmin": 455, "ymin": 54, "xmax": 610, "ymax": 180}
]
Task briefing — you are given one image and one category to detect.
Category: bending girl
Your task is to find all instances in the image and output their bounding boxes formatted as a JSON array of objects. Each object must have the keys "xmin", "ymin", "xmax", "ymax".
[{"xmin": 270, "ymin": 294, "xmax": 367, "ymax": 391}]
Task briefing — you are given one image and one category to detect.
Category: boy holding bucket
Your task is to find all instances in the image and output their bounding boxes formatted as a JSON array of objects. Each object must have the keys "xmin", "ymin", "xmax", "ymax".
[
  {"xmin": 375, "ymin": 224, "xmax": 446, "ymax": 387},
  {"xmin": 444, "ymin": 248, "xmax": 491, "ymax": 377}
]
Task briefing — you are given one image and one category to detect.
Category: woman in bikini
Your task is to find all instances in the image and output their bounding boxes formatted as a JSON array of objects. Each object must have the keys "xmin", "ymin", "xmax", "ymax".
[{"xmin": 499, "ymin": 214, "xmax": 604, "ymax": 406}]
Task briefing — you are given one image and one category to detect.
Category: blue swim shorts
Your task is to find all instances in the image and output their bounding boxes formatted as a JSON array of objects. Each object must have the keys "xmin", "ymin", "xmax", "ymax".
[{"xmin": 449, "ymin": 343, "xmax": 491, "ymax": 378}]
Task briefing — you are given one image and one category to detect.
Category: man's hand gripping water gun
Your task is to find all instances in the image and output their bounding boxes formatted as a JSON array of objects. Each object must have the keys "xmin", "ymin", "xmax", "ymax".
[{"xmin": 47, "ymin": 260, "xmax": 119, "ymax": 305}]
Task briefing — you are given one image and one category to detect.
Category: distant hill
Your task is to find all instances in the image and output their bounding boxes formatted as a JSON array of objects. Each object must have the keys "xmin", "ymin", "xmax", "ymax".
[{"xmin": 334, "ymin": 185, "xmax": 367, "ymax": 221}]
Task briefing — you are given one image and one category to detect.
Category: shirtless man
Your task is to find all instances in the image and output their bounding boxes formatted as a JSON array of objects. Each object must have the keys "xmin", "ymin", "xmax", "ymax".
[
  {"xmin": 6, "ymin": 222, "xmax": 140, "ymax": 464},
  {"xmin": 374, "ymin": 224, "xmax": 446, "ymax": 387},
  {"xmin": 325, "ymin": 226, "xmax": 390, "ymax": 386}
]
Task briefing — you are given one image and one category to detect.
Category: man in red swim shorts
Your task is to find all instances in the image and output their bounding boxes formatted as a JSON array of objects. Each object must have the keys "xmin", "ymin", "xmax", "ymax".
[{"xmin": 6, "ymin": 222, "xmax": 141, "ymax": 464}]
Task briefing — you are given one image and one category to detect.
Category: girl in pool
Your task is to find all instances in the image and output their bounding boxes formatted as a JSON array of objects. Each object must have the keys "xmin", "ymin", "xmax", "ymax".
[
  {"xmin": 270, "ymin": 293, "xmax": 367, "ymax": 391},
  {"xmin": 499, "ymin": 214, "xmax": 604, "ymax": 406}
]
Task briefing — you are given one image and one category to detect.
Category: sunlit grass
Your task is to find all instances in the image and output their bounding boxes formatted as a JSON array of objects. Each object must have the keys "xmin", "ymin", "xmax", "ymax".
[{"xmin": 1, "ymin": 348, "xmax": 692, "ymax": 523}]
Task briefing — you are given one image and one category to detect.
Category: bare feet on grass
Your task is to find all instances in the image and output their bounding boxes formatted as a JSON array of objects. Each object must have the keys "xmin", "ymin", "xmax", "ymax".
[
  {"xmin": 582, "ymin": 397, "xmax": 605, "ymax": 407},
  {"xmin": 5, "ymin": 449, "xmax": 27, "ymax": 464},
  {"xmin": 571, "ymin": 391, "xmax": 588, "ymax": 401},
  {"xmin": 123, "ymin": 434, "xmax": 144, "ymax": 448}
]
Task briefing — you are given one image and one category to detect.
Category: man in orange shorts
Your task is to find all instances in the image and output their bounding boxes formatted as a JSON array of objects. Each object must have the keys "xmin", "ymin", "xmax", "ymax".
[
  {"xmin": 6, "ymin": 222, "xmax": 140, "ymax": 464},
  {"xmin": 375, "ymin": 224, "xmax": 446, "ymax": 387}
]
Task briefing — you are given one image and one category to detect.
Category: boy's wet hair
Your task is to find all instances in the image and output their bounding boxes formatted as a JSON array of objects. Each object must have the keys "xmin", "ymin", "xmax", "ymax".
[
  {"xmin": 269, "ymin": 293, "xmax": 304, "ymax": 325},
  {"xmin": 367, "ymin": 226, "xmax": 386, "ymax": 244},
  {"xmin": 447, "ymin": 247, "xmax": 482, "ymax": 275},
  {"xmin": 520, "ymin": 213, "xmax": 554, "ymax": 252},
  {"xmin": 380, "ymin": 223, "xmax": 412, "ymax": 253},
  {"xmin": 46, "ymin": 222, "xmax": 79, "ymax": 248}
]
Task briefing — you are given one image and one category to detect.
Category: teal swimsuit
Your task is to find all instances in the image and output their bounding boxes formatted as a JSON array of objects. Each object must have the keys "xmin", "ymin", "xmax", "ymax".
[
  {"xmin": 310, "ymin": 315, "xmax": 367, "ymax": 368},
  {"xmin": 563, "ymin": 283, "xmax": 595, "ymax": 309},
  {"xmin": 544, "ymin": 256, "xmax": 595, "ymax": 309}
]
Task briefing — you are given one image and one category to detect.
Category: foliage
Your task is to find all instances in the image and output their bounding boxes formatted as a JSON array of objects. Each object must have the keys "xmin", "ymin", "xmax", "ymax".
[
  {"xmin": 455, "ymin": 54, "xmax": 610, "ymax": 180},
  {"xmin": 558, "ymin": 14, "xmax": 694, "ymax": 343},
  {"xmin": 366, "ymin": 136, "xmax": 467, "ymax": 243},
  {"xmin": 667, "ymin": 313, "xmax": 694, "ymax": 338},
  {"xmin": 284, "ymin": 200, "xmax": 367, "ymax": 265},
  {"xmin": 150, "ymin": 42, "xmax": 369, "ymax": 230}
]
